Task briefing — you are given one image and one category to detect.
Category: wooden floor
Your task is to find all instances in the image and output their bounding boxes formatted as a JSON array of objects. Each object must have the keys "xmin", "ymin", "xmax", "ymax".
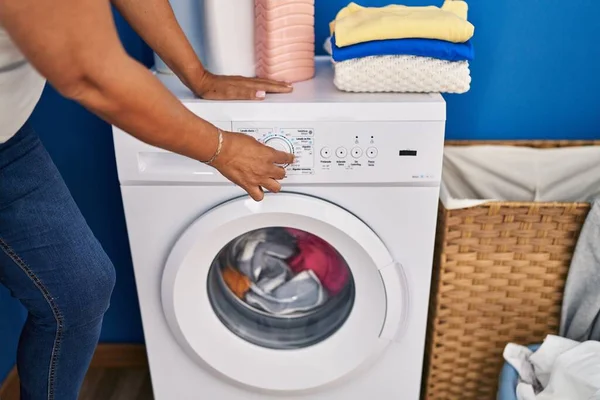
[
  {"xmin": 0, "ymin": 367, "xmax": 154, "ymax": 400},
  {"xmin": 79, "ymin": 367, "xmax": 154, "ymax": 400},
  {"xmin": 0, "ymin": 345, "xmax": 154, "ymax": 400}
]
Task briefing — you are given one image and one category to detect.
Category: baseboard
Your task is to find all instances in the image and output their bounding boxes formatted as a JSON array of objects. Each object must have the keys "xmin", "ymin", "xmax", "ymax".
[
  {"xmin": 90, "ymin": 343, "xmax": 148, "ymax": 368},
  {"xmin": 0, "ymin": 368, "xmax": 19, "ymax": 400},
  {"xmin": 0, "ymin": 344, "xmax": 147, "ymax": 399}
]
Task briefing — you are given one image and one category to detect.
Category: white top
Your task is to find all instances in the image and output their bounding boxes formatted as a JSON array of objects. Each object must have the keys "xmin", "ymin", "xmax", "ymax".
[
  {"xmin": 0, "ymin": 24, "xmax": 46, "ymax": 143},
  {"xmin": 156, "ymin": 57, "xmax": 446, "ymax": 122}
]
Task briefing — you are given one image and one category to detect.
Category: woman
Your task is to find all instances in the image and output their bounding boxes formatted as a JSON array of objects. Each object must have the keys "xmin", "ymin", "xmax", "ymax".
[{"xmin": 0, "ymin": 0, "xmax": 294, "ymax": 398}]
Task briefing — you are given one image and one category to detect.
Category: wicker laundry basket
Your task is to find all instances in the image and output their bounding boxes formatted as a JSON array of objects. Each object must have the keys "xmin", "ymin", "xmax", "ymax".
[{"xmin": 422, "ymin": 140, "xmax": 600, "ymax": 400}]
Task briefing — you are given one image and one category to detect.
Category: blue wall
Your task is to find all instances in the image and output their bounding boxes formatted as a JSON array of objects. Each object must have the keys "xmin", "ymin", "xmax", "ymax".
[
  {"xmin": 2, "ymin": 0, "xmax": 600, "ymax": 383},
  {"xmin": 317, "ymin": 0, "xmax": 600, "ymax": 140}
]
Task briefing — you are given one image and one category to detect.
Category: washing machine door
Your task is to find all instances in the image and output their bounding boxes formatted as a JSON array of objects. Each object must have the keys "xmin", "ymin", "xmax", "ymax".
[{"xmin": 162, "ymin": 193, "xmax": 408, "ymax": 392}]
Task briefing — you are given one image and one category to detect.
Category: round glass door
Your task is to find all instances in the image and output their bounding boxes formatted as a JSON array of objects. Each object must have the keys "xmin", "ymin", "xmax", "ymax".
[
  {"xmin": 207, "ymin": 227, "xmax": 355, "ymax": 350},
  {"xmin": 162, "ymin": 193, "xmax": 406, "ymax": 392}
]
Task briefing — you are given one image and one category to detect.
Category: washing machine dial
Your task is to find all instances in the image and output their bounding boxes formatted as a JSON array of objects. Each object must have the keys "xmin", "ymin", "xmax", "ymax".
[{"xmin": 263, "ymin": 135, "xmax": 294, "ymax": 167}]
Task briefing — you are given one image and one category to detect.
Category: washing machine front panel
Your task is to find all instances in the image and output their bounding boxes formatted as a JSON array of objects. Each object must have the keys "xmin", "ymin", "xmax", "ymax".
[{"xmin": 161, "ymin": 193, "xmax": 408, "ymax": 392}]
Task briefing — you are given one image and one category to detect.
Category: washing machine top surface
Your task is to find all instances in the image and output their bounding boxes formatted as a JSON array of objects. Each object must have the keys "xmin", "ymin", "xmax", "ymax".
[
  {"xmin": 154, "ymin": 56, "xmax": 446, "ymax": 122},
  {"xmin": 114, "ymin": 57, "xmax": 446, "ymax": 185}
]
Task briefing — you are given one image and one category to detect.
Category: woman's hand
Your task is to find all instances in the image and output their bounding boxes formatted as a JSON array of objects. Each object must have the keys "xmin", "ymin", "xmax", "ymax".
[
  {"xmin": 212, "ymin": 131, "xmax": 294, "ymax": 201},
  {"xmin": 189, "ymin": 70, "xmax": 293, "ymax": 100}
]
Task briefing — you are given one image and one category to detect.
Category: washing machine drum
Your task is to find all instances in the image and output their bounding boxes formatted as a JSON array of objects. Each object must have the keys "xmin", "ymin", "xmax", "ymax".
[{"xmin": 207, "ymin": 227, "xmax": 355, "ymax": 350}]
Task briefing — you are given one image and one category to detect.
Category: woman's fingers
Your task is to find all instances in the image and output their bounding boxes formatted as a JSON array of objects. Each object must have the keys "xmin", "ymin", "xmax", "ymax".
[
  {"xmin": 230, "ymin": 77, "xmax": 292, "ymax": 93},
  {"xmin": 259, "ymin": 77, "xmax": 292, "ymax": 87},
  {"xmin": 230, "ymin": 75, "xmax": 292, "ymax": 90},
  {"xmin": 269, "ymin": 165, "xmax": 286, "ymax": 180},
  {"xmin": 261, "ymin": 179, "xmax": 282, "ymax": 194},
  {"xmin": 271, "ymin": 149, "xmax": 295, "ymax": 165},
  {"xmin": 200, "ymin": 79, "xmax": 292, "ymax": 101},
  {"xmin": 213, "ymin": 132, "xmax": 292, "ymax": 202},
  {"xmin": 246, "ymin": 185, "xmax": 265, "ymax": 202},
  {"xmin": 202, "ymin": 85, "xmax": 267, "ymax": 101},
  {"xmin": 251, "ymin": 81, "xmax": 293, "ymax": 93},
  {"xmin": 243, "ymin": 172, "xmax": 283, "ymax": 202},
  {"xmin": 244, "ymin": 166, "xmax": 285, "ymax": 201},
  {"xmin": 225, "ymin": 86, "xmax": 266, "ymax": 100}
]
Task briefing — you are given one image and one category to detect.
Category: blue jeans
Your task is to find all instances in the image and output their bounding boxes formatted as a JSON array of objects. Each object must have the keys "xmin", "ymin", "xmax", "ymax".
[{"xmin": 0, "ymin": 122, "xmax": 116, "ymax": 400}]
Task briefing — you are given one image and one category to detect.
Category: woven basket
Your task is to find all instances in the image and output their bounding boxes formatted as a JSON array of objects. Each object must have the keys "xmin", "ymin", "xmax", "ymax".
[{"xmin": 422, "ymin": 140, "xmax": 600, "ymax": 400}]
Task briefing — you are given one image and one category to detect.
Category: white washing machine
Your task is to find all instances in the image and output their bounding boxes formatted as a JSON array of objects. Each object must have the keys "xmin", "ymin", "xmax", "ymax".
[{"xmin": 112, "ymin": 58, "xmax": 445, "ymax": 399}]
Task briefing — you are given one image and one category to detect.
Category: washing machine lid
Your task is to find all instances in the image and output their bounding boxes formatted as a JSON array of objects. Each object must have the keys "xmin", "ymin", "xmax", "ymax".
[{"xmin": 162, "ymin": 193, "xmax": 408, "ymax": 392}]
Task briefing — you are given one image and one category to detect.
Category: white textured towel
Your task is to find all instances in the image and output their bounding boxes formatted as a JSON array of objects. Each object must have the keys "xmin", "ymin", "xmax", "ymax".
[{"xmin": 333, "ymin": 55, "xmax": 471, "ymax": 93}]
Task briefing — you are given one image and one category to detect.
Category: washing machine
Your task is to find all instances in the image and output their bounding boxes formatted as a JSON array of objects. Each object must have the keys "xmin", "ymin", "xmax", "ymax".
[{"xmin": 112, "ymin": 58, "xmax": 446, "ymax": 399}]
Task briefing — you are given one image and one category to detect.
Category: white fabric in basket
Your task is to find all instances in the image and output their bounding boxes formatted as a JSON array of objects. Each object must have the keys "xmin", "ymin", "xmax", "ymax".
[
  {"xmin": 503, "ymin": 335, "xmax": 600, "ymax": 400},
  {"xmin": 440, "ymin": 145, "xmax": 600, "ymax": 210}
]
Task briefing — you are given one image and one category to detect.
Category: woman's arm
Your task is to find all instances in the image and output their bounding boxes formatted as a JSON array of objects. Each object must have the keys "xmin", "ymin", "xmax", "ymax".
[
  {"xmin": 111, "ymin": 0, "xmax": 202, "ymax": 88},
  {"xmin": 111, "ymin": 0, "xmax": 293, "ymax": 100},
  {"xmin": 0, "ymin": 0, "xmax": 292, "ymax": 200}
]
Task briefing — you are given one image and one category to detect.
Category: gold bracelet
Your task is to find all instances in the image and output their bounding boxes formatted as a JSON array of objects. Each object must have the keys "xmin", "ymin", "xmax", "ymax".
[{"xmin": 203, "ymin": 128, "xmax": 223, "ymax": 165}]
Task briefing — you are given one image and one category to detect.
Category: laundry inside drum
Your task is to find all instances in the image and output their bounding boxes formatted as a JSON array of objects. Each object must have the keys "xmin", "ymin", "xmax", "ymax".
[{"xmin": 207, "ymin": 227, "xmax": 356, "ymax": 350}]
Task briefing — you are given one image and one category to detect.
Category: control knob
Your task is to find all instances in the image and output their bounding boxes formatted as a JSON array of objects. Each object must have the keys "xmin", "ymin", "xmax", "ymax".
[{"xmin": 263, "ymin": 135, "xmax": 294, "ymax": 167}]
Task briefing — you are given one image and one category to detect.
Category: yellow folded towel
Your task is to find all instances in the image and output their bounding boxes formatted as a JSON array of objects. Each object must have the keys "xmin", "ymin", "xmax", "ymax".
[{"xmin": 330, "ymin": 1, "xmax": 475, "ymax": 47}]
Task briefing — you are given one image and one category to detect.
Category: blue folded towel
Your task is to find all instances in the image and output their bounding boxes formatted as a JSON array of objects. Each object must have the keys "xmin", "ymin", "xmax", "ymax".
[{"xmin": 330, "ymin": 34, "xmax": 474, "ymax": 62}]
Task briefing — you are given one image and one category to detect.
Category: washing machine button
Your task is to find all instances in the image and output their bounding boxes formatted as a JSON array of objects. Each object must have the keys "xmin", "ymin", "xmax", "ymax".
[
  {"xmin": 351, "ymin": 147, "xmax": 363, "ymax": 158},
  {"xmin": 366, "ymin": 147, "xmax": 378, "ymax": 158},
  {"xmin": 320, "ymin": 147, "xmax": 332, "ymax": 158},
  {"xmin": 336, "ymin": 147, "xmax": 348, "ymax": 158}
]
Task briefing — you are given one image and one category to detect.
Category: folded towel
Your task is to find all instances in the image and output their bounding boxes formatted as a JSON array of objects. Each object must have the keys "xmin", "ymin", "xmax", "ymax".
[
  {"xmin": 333, "ymin": 55, "xmax": 471, "ymax": 94},
  {"xmin": 330, "ymin": 1, "xmax": 474, "ymax": 47},
  {"xmin": 330, "ymin": 34, "xmax": 474, "ymax": 62}
]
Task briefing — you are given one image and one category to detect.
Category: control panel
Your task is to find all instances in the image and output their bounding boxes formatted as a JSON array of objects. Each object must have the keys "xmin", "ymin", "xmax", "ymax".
[
  {"xmin": 118, "ymin": 121, "xmax": 444, "ymax": 185},
  {"xmin": 232, "ymin": 121, "xmax": 445, "ymax": 184}
]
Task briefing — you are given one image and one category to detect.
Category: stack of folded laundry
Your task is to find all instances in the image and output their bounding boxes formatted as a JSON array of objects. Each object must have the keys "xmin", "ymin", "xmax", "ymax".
[{"xmin": 327, "ymin": 1, "xmax": 475, "ymax": 94}]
